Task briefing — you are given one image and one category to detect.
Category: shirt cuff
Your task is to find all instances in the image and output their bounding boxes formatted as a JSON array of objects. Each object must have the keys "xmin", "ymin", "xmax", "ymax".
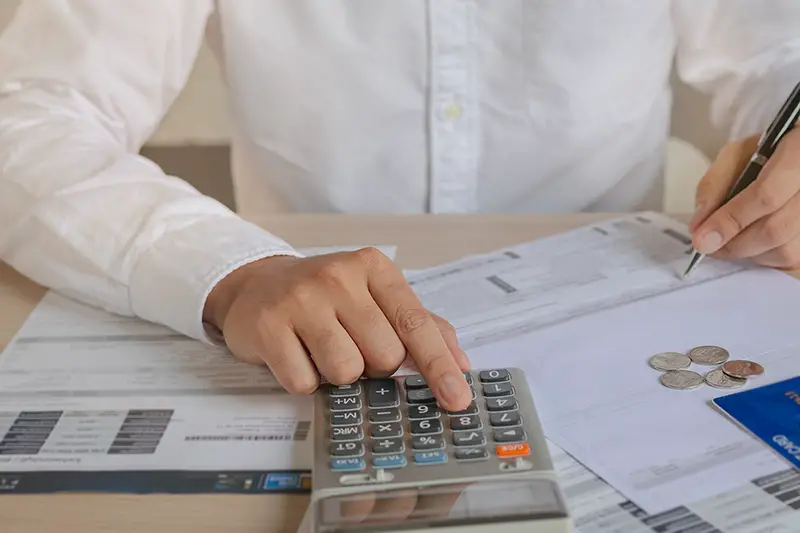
[{"xmin": 128, "ymin": 216, "xmax": 303, "ymax": 344}]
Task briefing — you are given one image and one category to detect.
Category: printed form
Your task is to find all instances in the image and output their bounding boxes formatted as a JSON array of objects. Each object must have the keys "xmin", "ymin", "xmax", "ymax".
[
  {"xmin": 0, "ymin": 245, "xmax": 394, "ymax": 494},
  {"xmin": 409, "ymin": 212, "xmax": 800, "ymax": 516}
]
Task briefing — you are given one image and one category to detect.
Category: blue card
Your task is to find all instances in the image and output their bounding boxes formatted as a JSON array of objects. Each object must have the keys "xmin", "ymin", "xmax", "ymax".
[{"xmin": 713, "ymin": 376, "xmax": 800, "ymax": 468}]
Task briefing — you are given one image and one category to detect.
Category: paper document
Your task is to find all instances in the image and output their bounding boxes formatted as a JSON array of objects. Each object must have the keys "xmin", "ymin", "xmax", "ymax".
[
  {"xmin": 0, "ymin": 244, "xmax": 395, "ymax": 494},
  {"xmin": 407, "ymin": 212, "xmax": 743, "ymax": 349},
  {"xmin": 409, "ymin": 212, "xmax": 800, "ymax": 514}
]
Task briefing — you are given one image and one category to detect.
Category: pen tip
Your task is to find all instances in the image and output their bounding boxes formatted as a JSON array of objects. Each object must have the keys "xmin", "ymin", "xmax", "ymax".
[{"xmin": 682, "ymin": 253, "xmax": 702, "ymax": 279}]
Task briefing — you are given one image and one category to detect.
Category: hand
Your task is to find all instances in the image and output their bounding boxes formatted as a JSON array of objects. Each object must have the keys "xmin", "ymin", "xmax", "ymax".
[
  {"xmin": 202, "ymin": 248, "xmax": 472, "ymax": 411},
  {"xmin": 689, "ymin": 128, "xmax": 800, "ymax": 270}
]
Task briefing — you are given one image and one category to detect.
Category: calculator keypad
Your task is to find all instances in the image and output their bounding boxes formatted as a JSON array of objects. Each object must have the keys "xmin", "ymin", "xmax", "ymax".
[{"xmin": 326, "ymin": 368, "xmax": 529, "ymax": 474}]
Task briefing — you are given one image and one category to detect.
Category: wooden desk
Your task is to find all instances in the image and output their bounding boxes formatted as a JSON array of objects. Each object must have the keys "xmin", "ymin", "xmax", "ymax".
[{"xmin": 0, "ymin": 212, "xmax": 653, "ymax": 533}]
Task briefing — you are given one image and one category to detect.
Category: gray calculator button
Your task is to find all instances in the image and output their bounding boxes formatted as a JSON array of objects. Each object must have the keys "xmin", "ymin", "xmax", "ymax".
[
  {"xmin": 482, "ymin": 382, "xmax": 514, "ymax": 397},
  {"xmin": 330, "ymin": 441, "xmax": 364, "ymax": 457},
  {"xmin": 371, "ymin": 422, "xmax": 403, "ymax": 439},
  {"xmin": 493, "ymin": 427, "xmax": 526, "ymax": 443},
  {"xmin": 369, "ymin": 408, "xmax": 400, "ymax": 423},
  {"xmin": 455, "ymin": 447, "xmax": 489, "ymax": 461},
  {"xmin": 407, "ymin": 388, "xmax": 436, "ymax": 404},
  {"xmin": 404, "ymin": 375, "xmax": 427, "ymax": 389},
  {"xmin": 490, "ymin": 411, "xmax": 521, "ymax": 427},
  {"xmin": 479, "ymin": 369, "xmax": 510, "ymax": 383},
  {"xmin": 408, "ymin": 404, "xmax": 440, "ymax": 419},
  {"xmin": 331, "ymin": 411, "xmax": 362, "ymax": 426},
  {"xmin": 331, "ymin": 426, "xmax": 363, "ymax": 441},
  {"xmin": 410, "ymin": 418, "xmax": 442, "ymax": 435},
  {"xmin": 329, "ymin": 383, "xmax": 361, "ymax": 397},
  {"xmin": 463, "ymin": 372, "xmax": 474, "ymax": 385},
  {"xmin": 453, "ymin": 430, "xmax": 486, "ymax": 447},
  {"xmin": 412, "ymin": 435, "xmax": 445, "ymax": 450},
  {"xmin": 330, "ymin": 396, "xmax": 362, "ymax": 411},
  {"xmin": 447, "ymin": 401, "xmax": 478, "ymax": 416},
  {"xmin": 486, "ymin": 397, "xmax": 517, "ymax": 411},
  {"xmin": 450, "ymin": 415, "xmax": 481, "ymax": 431},
  {"xmin": 372, "ymin": 438, "xmax": 404, "ymax": 454},
  {"xmin": 367, "ymin": 379, "xmax": 398, "ymax": 408}
]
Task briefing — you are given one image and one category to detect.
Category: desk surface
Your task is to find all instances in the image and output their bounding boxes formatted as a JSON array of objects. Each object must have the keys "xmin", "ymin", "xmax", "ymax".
[{"xmin": 0, "ymin": 212, "xmax": 662, "ymax": 533}]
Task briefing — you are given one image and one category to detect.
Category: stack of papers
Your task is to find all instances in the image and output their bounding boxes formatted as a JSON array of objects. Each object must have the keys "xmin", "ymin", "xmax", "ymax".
[{"xmin": 4, "ymin": 216, "xmax": 800, "ymax": 532}]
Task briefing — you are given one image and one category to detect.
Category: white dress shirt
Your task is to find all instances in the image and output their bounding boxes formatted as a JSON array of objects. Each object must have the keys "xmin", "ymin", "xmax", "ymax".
[{"xmin": 1, "ymin": 0, "xmax": 799, "ymax": 344}]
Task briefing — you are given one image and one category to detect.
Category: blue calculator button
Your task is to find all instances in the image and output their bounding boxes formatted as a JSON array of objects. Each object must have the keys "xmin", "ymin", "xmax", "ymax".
[
  {"xmin": 373, "ymin": 454, "xmax": 407, "ymax": 469},
  {"xmin": 331, "ymin": 458, "xmax": 366, "ymax": 471},
  {"xmin": 414, "ymin": 450, "xmax": 448, "ymax": 465}
]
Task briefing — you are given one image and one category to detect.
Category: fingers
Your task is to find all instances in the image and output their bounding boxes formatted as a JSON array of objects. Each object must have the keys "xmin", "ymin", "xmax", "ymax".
[
  {"xmin": 365, "ymin": 252, "xmax": 472, "ymax": 411},
  {"xmin": 691, "ymin": 130, "xmax": 800, "ymax": 256},
  {"xmin": 430, "ymin": 313, "xmax": 471, "ymax": 371},
  {"xmin": 690, "ymin": 136, "xmax": 757, "ymax": 232},
  {"xmin": 224, "ymin": 297, "xmax": 321, "ymax": 394},
  {"xmin": 293, "ymin": 308, "xmax": 364, "ymax": 386},
  {"xmin": 334, "ymin": 288, "xmax": 408, "ymax": 378},
  {"xmin": 716, "ymin": 188, "xmax": 800, "ymax": 259}
]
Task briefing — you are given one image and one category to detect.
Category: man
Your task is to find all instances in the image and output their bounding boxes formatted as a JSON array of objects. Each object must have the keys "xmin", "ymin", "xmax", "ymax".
[{"xmin": 1, "ymin": 1, "xmax": 799, "ymax": 413}]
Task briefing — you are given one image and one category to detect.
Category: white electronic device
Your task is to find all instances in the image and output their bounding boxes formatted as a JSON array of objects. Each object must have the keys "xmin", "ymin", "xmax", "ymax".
[{"xmin": 307, "ymin": 367, "xmax": 572, "ymax": 532}]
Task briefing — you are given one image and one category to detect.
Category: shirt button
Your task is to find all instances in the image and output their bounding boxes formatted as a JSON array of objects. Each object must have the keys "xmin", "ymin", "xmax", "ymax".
[{"xmin": 442, "ymin": 103, "xmax": 464, "ymax": 121}]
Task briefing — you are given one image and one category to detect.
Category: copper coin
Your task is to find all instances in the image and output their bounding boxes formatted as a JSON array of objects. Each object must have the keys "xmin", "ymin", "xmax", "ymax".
[{"xmin": 722, "ymin": 360, "xmax": 764, "ymax": 379}]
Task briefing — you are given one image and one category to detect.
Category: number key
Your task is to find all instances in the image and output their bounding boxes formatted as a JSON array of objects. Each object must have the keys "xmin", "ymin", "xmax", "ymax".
[
  {"xmin": 447, "ymin": 401, "xmax": 478, "ymax": 416},
  {"xmin": 410, "ymin": 418, "xmax": 442, "ymax": 435},
  {"xmin": 489, "ymin": 411, "xmax": 521, "ymax": 427},
  {"xmin": 482, "ymin": 382, "xmax": 513, "ymax": 397},
  {"xmin": 486, "ymin": 397, "xmax": 517, "ymax": 411},
  {"xmin": 450, "ymin": 415, "xmax": 481, "ymax": 431},
  {"xmin": 479, "ymin": 369, "xmax": 510, "ymax": 383},
  {"xmin": 408, "ymin": 404, "xmax": 440, "ymax": 419}
]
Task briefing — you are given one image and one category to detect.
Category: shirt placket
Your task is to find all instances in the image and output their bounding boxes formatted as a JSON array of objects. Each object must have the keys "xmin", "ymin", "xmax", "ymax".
[{"xmin": 428, "ymin": 0, "xmax": 479, "ymax": 213}]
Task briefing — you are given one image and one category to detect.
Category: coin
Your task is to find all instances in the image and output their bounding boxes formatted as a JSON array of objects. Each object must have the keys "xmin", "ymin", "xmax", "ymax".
[
  {"xmin": 659, "ymin": 370, "xmax": 704, "ymax": 390},
  {"xmin": 649, "ymin": 352, "xmax": 691, "ymax": 372},
  {"xmin": 688, "ymin": 345, "xmax": 730, "ymax": 366},
  {"xmin": 722, "ymin": 360, "xmax": 764, "ymax": 379},
  {"xmin": 705, "ymin": 368, "xmax": 747, "ymax": 389}
]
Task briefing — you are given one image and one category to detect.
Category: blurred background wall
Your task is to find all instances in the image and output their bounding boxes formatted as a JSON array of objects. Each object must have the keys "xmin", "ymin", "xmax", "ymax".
[{"xmin": 0, "ymin": 1, "xmax": 726, "ymax": 213}]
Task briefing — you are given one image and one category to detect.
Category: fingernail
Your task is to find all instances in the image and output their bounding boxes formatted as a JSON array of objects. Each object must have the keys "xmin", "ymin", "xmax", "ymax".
[
  {"xmin": 697, "ymin": 230, "xmax": 723, "ymax": 254},
  {"xmin": 439, "ymin": 373, "xmax": 468, "ymax": 407}
]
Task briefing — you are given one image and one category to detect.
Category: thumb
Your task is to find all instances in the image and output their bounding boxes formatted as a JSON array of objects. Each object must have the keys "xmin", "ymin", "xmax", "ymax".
[{"xmin": 689, "ymin": 135, "xmax": 759, "ymax": 232}]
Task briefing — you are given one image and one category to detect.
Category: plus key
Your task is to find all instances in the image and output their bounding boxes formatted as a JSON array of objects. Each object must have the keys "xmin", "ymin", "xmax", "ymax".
[{"xmin": 367, "ymin": 379, "xmax": 399, "ymax": 409}]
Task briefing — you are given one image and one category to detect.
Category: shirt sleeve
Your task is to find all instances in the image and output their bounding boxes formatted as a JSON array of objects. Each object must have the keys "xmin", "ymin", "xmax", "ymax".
[
  {"xmin": 0, "ymin": 0, "xmax": 301, "ymax": 343},
  {"xmin": 672, "ymin": 0, "xmax": 800, "ymax": 140}
]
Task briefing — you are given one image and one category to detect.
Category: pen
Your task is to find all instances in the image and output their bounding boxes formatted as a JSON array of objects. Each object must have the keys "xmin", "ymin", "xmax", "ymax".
[{"xmin": 683, "ymin": 81, "xmax": 800, "ymax": 278}]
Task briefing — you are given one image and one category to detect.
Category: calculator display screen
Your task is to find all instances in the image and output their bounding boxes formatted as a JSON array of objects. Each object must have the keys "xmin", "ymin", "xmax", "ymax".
[{"xmin": 315, "ymin": 478, "xmax": 567, "ymax": 532}]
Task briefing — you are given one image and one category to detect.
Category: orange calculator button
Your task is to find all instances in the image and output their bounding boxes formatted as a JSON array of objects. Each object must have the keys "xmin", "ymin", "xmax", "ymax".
[{"xmin": 496, "ymin": 443, "xmax": 530, "ymax": 457}]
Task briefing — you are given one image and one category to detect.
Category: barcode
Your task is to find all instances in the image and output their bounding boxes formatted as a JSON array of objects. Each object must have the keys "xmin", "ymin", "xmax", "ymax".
[
  {"xmin": 293, "ymin": 421, "xmax": 311, "ymax": 441},
  {"xmin": 185, "ymin": 435, "xmax": 292, "ymax": 441}
]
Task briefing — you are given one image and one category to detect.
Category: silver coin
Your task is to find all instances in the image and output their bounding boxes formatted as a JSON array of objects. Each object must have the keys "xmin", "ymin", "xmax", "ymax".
[
  {"xmin": 705, "ymin": 368, "xmax": 747, "ymax": 389},
  {"xmin": 659, "ymin": 370, "xmax": 704, "ymax": 390},
  {"xmin": 688, "ymin": 345, "xmax": 730, "ymax": 366},
  {"xmin": 649, "ymin": 352, "xmax": 691, "ymax": 372}
]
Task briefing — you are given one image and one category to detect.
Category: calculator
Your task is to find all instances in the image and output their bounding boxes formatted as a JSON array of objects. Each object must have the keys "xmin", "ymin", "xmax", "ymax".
[{"xmin": 308, "ymin": 367, "xmax": 572, "ymax": 533}]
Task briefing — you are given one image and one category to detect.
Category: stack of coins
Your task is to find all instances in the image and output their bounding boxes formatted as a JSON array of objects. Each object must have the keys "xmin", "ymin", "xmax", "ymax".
[{"xmin": 649, "ymin": 345, "xmax": 764, "ymax": 390}]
